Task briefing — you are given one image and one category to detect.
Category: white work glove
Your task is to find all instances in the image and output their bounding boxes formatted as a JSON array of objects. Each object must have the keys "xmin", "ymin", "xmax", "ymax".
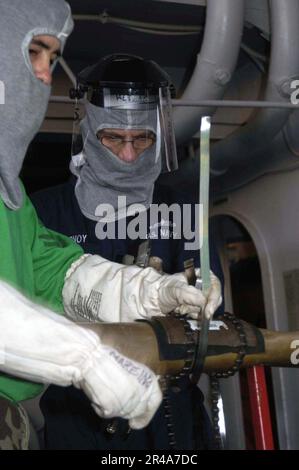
[
  {"xmin": 0, "ymin": 280, "xmax": 161, "ymax": 429},
  {"xmin": 63, "ymin": 254, "xmax": 222, "ymax": 323},
  {"xmin": 170, "ymin": 268, "xmax": 222, "ymax": 320}
]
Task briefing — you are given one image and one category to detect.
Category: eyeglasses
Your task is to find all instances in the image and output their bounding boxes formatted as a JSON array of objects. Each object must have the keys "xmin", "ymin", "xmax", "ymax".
[{"xmin": 98, "ymin": 133, "xmax": 156, "ymax": 150}]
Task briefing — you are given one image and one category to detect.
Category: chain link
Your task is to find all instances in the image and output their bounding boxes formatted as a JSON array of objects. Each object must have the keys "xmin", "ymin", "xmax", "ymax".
[
  {"xmin": 209, "ymin": 312, "xmax": 248, "ymax": 448},
  {"xmin": 161, "ymin": 313, "xmax": 196, "ymax": 449},
  {"xmin": 162, "ymin": 312, "xmax": 248, "ymax": 449}
]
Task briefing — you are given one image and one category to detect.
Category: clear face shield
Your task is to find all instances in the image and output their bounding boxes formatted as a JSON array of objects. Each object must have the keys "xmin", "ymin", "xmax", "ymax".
[{"xmin": 71, "ymin": 85, "xmax": 178, "ymax": 172}]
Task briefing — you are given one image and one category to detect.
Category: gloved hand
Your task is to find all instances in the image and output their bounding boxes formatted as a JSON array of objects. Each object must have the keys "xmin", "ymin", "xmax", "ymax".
[
  {"xmin": 159, "ymin": 268, "xmax": 222, "ymax": 320},
  {"xmin": 0, "ymin": 280, "xmax": 161, "ymax": 429},
  {"xmin": 63, "ymin": 254, "xmax": 222, "ymax": 323}
]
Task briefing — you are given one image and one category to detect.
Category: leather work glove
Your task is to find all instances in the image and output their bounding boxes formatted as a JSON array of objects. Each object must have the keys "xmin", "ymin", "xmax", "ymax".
[
  {"xmin": 0, "ymin": 280, "xmax": 161, "ymax": 429},
  {"xmin": 63, "ymin": 254, "xmax": 222, "ymax": 323},
  {"xmin": 160, "ymin": 268, "xmax": 222, "ymax": 320}
]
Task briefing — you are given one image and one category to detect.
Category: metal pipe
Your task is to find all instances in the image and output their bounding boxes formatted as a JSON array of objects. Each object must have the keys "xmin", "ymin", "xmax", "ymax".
[
  {"xmin": 211, "ymin": 0, "xmax": 299, "ymax": 174},
  {"xmin": 173, "ymin": 100, "xmax": 299, "ymax": 109},
  {"xmin": 50, "ymin": 95, "xmax": 73, "ymax": 103},
  {"xmin": 73, "ymin": 13, "xmax": 203, "ymax": 33},
  {"xmin": 58, "ymin": 58, "xmax": 77, "ymax": 87},
  {"xmin": 84, "ymin": 316, "xmax": 299, "ymax": 376},
  {"xmin": 210, "ymin": 130, "xmax": 299, "ymax": 197},
  {"xmin": 173, "ymin": 0, "xmax": 245, "ymax": 144},
  {"xmin": 49, "ymin": 96, "xmax": 299, "ymax": 109},
  {"xmin": 247, "ymin": 366, "xmax": 275, "ymax": 450}
]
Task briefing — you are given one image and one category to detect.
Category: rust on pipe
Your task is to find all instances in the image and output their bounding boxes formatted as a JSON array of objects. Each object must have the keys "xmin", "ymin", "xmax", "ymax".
[{"xmin": 83, "ymin": 315, "xmax": 299, "ymax": 376}]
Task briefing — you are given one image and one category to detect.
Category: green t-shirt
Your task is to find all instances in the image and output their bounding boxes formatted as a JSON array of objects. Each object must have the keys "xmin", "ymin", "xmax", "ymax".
[{"xmin": 0, "ymin": 188, "xmax": 83, "ymax": 402}]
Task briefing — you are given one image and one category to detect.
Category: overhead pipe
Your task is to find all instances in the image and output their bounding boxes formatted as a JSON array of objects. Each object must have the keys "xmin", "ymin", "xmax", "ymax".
[
  {"xmin": 211, "ymin": 0, "xmax": 299, "ymax": 175},
  {"xmin": 173, "ymin": 99, "xmax": 299, "ymax": 110},
  {"xmin": 211, "ymin": 129, "xmax": 299, "ymax": 199},
  {"xmin": 173, "ymin": 0, "xmax": 245, "ymax": 144},
  {"xmin": 49, "ymin": 96, "xmax": 299, "ymax": 109},
  {"xmin": 58, "ymin": 57, "xmax": 77, "ymax": 87},
  {"xmin": 73, "ymin": 12, "xmax": 203, "ymax": 33}
]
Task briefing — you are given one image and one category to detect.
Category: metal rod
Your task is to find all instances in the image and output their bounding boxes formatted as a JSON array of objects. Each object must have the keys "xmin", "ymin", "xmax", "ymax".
[
  {"xmin": 172, "ymin": 99, "xmax": 299, "ymax": 109},
  {"xmin": 58, "ymin": 58, "xmax": 77, "ymax": 86},
  {"xmin": 247, "ymin": 366, "xmax": 275, "ymax": 450},
  {"xmin": 50, "ymin": 95, "xmax": 299, "ymax": 109},
  {"xmin": 72, "ymin": 13, "xmax": 203, "ymax": 32},
  {"xmin": 50, "ymin": 96, "xmax": 74, "ymax": 103}
]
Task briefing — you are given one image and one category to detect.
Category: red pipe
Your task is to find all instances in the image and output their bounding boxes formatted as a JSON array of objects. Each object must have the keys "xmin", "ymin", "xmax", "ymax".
[{"xmin": 246, "ymin": 365, "xmax": 274, "ymax": 450}]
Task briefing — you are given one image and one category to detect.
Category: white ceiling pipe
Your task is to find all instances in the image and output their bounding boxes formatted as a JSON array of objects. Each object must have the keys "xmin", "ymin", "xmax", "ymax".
[
  {"xmin": 173, "ymin": 0, "xmax": 245, "ymax": 144},
  {"xmin": 211, "ymin": 0, "xmax": 299, "ymax": 175}
]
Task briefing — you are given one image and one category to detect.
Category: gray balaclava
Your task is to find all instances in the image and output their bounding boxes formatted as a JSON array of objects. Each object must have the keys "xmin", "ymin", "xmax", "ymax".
[
  {"xmin": 70, "ymin": 101, "xmax": 162, "ymax": 222},
  {"xmin": 0, "ymin": 0, "xmax": 73, "ymax": 210}
]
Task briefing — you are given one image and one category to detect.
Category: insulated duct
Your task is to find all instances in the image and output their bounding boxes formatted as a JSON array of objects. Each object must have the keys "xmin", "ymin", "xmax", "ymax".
[
  {"xmin": 211, "ymin": 130, "xmax": 299, "ymax": 199},
  {"xmin": 173, "ymin": 0, "xmax": 245, "ymax": 144},
  {"xmin": 210, "ymin": 0, "xmax": 299, "ymax": 175}
]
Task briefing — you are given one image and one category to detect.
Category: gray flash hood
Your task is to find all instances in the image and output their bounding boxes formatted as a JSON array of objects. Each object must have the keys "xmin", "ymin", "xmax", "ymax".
[
  {"xmin": 0, "ymin": 0, "xmax": 73, "ymax": 210},
  {"xmin": 70, "ymin": 102, "xmax": 162, "ymax": 222}
]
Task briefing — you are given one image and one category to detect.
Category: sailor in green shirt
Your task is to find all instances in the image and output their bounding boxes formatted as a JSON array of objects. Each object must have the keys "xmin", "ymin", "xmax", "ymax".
[{"xmin": 0, "ymin": 0, "xmax": 222, "ymax": 449}]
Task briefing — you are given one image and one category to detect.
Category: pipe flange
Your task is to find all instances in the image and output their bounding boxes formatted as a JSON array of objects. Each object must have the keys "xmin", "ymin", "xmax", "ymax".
[
  {"xmin": 278, "ymin": 77, "xmax": 299, "ymax": 99},
  {"xmin": 214, "ymin": 68, "xmax": 231, "ymax": 86}
]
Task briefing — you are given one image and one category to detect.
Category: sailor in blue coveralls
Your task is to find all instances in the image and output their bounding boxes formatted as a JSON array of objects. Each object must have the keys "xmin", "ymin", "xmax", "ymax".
[{"xmin": 31, "ymin": 54, "xmax": 224, "ymax": 450}]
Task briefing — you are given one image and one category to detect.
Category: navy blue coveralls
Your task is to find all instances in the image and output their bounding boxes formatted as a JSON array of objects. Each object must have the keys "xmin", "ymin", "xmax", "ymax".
[{"xmin": 31, "ymin": 177, "xmax": 224, "ymax": 450}]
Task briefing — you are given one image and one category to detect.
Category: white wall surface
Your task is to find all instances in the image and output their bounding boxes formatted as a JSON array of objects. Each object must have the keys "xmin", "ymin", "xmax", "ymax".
[{"xmin": 212, "ymin": 166, "xmax": 299, "ymax": 449}]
